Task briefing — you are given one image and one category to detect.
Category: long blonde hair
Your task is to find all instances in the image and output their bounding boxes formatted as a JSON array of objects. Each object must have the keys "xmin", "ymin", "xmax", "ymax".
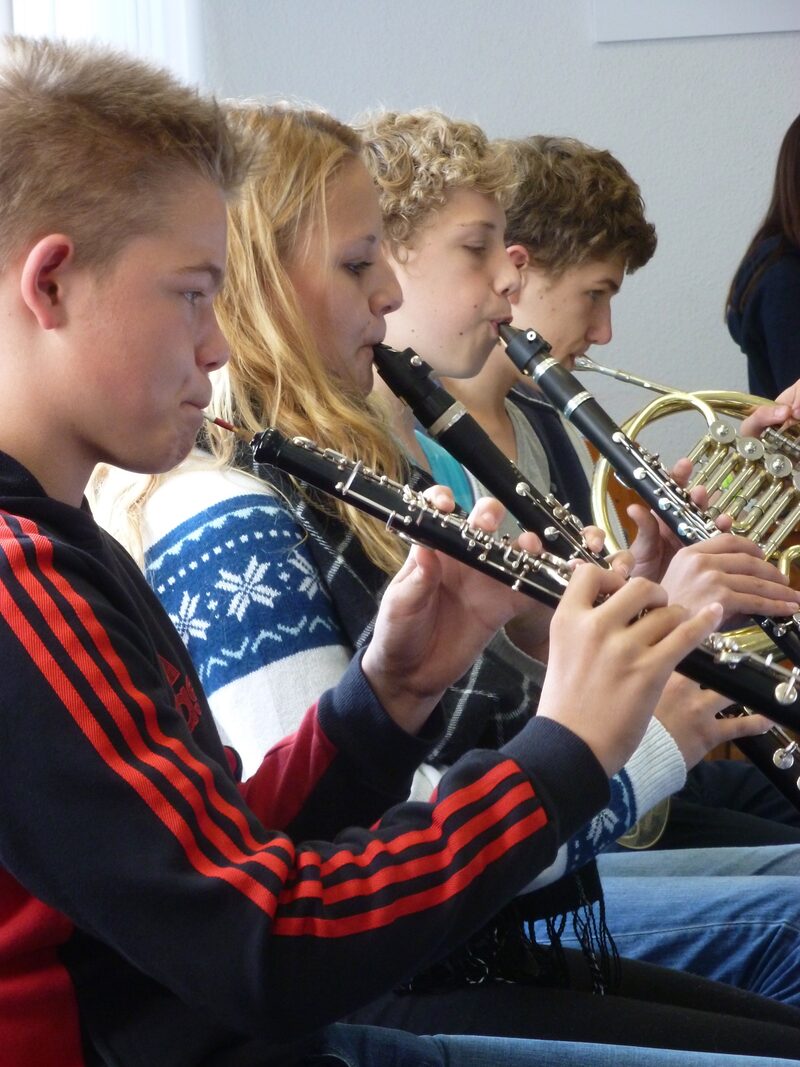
[{"xmin": 207, "ymin": 102, "xmax": 408, "ymax": 572}]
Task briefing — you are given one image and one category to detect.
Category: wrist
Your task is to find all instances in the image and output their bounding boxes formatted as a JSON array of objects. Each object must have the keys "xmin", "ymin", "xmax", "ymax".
[{"xmin": 361, "ymin": 647, "xmax": 442, "ymax": 735}]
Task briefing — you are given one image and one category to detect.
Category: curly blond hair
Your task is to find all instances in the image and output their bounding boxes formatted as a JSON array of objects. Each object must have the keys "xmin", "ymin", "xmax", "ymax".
[
  {"xmin": 358, "ymin": 108, "xmax": 518, "ymax": 252},
  {"xmin": 501, "ymin": 135, "xmax": 656, "ymax": 276}
]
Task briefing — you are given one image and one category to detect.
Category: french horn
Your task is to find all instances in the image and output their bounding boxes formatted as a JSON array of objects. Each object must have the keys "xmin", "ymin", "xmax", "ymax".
[
  {"xmin": 574, "ymin": 355, "xmax": 800, "ymax": 836},
  {"xmin": 574, "ymin": 355, "xmax": 800, "ymax": 651}
]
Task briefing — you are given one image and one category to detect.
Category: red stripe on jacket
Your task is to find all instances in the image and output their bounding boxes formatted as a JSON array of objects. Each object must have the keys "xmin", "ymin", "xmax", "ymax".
[
  {"xmin": 0, "ymin": 513, "xmax": 552, "ymax": 943},
  {"xmin": 275, "ymin": 806, "xmax": 547, "ymax": 937},
  {"xmin": 0, "ymin": 517, "xmax": 291, "ymax": 904}
]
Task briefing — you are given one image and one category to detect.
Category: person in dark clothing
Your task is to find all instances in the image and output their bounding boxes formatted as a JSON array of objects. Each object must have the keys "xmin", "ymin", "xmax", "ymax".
[{"xmin": 728, "ymin": 112, "xmax": 800, "ymax": 398}]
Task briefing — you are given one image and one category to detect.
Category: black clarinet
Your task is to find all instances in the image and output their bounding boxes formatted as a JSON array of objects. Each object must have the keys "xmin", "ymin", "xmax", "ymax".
[
  {"xmin": 250, "ymin": 427, "xmax": 800, "ymax": 736},
  {"xmin": 372, "ymin": 343, "xmax": 605, "ymax": 567},
  {"xmin": 372, "ymin": 344, "xmax": 800, "ymax": 805},
  {"xmin": 499, "ymin": 323, "xmax": 800, "ymax": 669}
]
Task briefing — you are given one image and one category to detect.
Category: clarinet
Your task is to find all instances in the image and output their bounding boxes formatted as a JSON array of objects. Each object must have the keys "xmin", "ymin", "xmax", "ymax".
[
  {"xmin": 372, "ymin": 343, "xmax": 605, "ymax": 567},
  {"xmin": 371, "ymin": 345, "xmax": 800, "ymax": 805},
  {"xmin": 499, "ymin": 323, "xmax": 800, "ymax": 670},
  {"xmin": 249, "ymin": 427, "xmax": 800, "ymax": 737}
]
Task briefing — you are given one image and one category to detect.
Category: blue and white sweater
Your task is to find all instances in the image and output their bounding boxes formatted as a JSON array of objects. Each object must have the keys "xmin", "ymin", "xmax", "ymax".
[{"xmin": 139, "ymin": 450, "xmax": 686, "ymax": 889}]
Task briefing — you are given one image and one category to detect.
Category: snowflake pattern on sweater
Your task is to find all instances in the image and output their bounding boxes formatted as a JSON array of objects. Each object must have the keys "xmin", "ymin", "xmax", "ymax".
[{"xmin": 145, "ymin": 491, "xmax": 351, "ymax": 768}]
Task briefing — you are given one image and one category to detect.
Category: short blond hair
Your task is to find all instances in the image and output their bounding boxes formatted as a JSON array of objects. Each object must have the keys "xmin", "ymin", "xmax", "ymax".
[
  {"xmin": 0, "ymin": 35, "xmax": 249, "ymax": 271},
  {"xmin": 358, "ymin": 108, "xmax": 518, "ymax": 252},
  {"xmin": 501, "ymin": 135, "xmax": 656, "ymax": 276}
]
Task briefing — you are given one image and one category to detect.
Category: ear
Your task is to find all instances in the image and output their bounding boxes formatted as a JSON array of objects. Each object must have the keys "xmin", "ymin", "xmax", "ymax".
[
  {"xmin": 382, "ymin": 237, "xmax": 408, "ymax": 272},
  {"xmin": 19, "ymin": 235, "xmax": 76, "ymax": 330},
  {"xmin": 505, "ymin": 243, "xmax": 530, "ymax": 270}
]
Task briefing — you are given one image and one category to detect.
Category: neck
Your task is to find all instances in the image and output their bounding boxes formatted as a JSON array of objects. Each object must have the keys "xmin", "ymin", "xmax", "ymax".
[
  {"xmin": 0, "ymin": 415, "xmax": 89, "ymax": 507},
  {"xmin": 442, "ymin": 342, "xmax": 519, "ymax": 420},
  {"xmin": 0, "ymin": 373, "xmax": 90, "ymax": 507}
]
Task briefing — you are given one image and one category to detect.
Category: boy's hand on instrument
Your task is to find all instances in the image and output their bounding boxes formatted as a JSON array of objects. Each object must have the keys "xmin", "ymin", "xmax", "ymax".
[
  {"xmin": 627, "ymin": 456, "xmax": 736, "ymax": 582},
  {"xmin": 653, "ymin": 672, "xmax": 772, "ymax": 770},
  {"xmin": 363, "ymin": 490, "xmax": 542, "ymax": 735},
  {"xmin": 627, "ymin": 502, "xmax": 685, "ymax": 582},
  {"xmin": 536, "ymin": 565, "xmax": 724, "ymax": 777},
  {"xmin": 580, "ymin": 523, "xmax": 608, "ymax": 556},
  {"xmin": 506, "ymin": 541, "xmax": 632, "ymax": 662},
  {"xmin": 659, "ymin": 534, "xmax": 797, "ymax": 623}
]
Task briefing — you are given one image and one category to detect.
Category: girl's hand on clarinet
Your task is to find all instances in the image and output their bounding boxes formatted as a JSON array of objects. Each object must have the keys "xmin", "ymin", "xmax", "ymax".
[
  {"xmin": 654, "ymin": 672, "xmax": 772, "ymax": 770},
  {"xmin": 363, "ymin": 490, "xmax": 542, "ymax": 735},
  {"xmin": 536, "ymin": 565, "xmax": 723, "ymax": 777}
]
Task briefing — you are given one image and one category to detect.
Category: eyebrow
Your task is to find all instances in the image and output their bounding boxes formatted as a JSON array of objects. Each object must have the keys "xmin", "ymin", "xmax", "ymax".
[
  {"xmin": 179, "ymin": 263, "xmax": 225, "ymax": 289},
  {"xmin": 457, "ymin": 220, "xmax": 498, "ymax": 232},
  {"xmin": 595, "ymin": 276, "xmax": 621, "ymax": 294}
]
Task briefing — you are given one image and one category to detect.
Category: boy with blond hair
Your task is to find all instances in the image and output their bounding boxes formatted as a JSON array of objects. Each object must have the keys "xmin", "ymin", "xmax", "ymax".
[{"xmin": 0, "ymin": 36, "xmax": 758, "ymax": 1067}]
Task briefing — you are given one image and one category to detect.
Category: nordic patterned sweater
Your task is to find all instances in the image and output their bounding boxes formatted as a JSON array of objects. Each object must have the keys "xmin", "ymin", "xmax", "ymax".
[
  {"xmin": 0, "ymin": 449, "xmax": 608, "ymax": 1066},
  {"xmin": 139, "ymin": 450, "xmax": 686, "ymax": 891}
]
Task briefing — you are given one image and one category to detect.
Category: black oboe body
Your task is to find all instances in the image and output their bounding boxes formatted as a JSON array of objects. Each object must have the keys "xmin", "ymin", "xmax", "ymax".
[{"xmin": 250, "ymin": 426, "xmax": 800, "ymax": 736}]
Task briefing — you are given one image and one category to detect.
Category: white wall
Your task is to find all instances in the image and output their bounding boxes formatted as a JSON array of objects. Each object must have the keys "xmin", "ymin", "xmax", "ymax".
[{"xmin": 199, "ymin": 0, "xmax": 800, "ymax": 460}]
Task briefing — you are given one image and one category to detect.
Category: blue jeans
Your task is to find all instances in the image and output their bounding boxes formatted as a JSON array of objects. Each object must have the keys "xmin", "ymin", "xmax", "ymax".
[
  {"xmin": 302, "ymin": 1024, "xmax": 800, "ymax": 1066},
  {"xmin": 534, "ymin": 846, "xmax": 800, "ymax": 1006}
]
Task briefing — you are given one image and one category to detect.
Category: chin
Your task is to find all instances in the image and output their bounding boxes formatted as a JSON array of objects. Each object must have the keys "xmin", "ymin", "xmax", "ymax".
[
  {"xmin": 431, "ymin": 345, "xmax": 489, "ymax": 381},
  {"xmin": 461, "ymin": 350, "xmax": 493, "ymax": 380}
]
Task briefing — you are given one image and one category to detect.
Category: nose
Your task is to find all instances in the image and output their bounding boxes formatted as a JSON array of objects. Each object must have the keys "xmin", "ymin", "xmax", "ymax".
[
  {"xmin": 587, "ymin": 304, "xmax": 612, "ymax": 346},
  {"xmin": 198, "ymin": 313, "xmax": 230, "ymax": 372},
  {"xmin": 370, "ymin": 254, "xmax": 403, "ymax": 317}
]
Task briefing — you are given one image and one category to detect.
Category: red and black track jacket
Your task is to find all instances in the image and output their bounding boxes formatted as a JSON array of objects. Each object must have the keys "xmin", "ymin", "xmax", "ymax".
[{"xmin": 0, "ymin": 452, "xmax": 609, "ymax": 1065}]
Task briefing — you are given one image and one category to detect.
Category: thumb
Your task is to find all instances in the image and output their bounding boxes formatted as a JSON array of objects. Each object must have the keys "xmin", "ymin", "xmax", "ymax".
[
  {"xmin": 715, "ymin": 711, "xmax": 775, "ymax": 742},
  {"xmin": 628, "ymin": 503, "xmax": 661, "ymax": 559},
  {"xmin": 389, "ymin": 545, "xmax": 442, "ymax": 607}
]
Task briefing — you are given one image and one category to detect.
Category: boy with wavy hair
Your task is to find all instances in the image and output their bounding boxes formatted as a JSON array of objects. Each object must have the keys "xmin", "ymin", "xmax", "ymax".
[
  {"xmin": 0, "ymin": 37, "xmax": 743, "ymax": 1067},
  {"xmin": 361, "ymin": 108, "xmax": 521, "ymax": 383},
  {"xmin": 440, "ymin": 133, "xmax": 657, "ymax": 529}
]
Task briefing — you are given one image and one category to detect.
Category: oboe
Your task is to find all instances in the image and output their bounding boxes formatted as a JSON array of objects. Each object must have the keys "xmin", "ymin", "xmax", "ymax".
[
  {"xmin": 499, "ymin": 323, "xmax": 800, "ymax": 669},
  {"xmin": 247, "ymin": 426, "xmax": 800, "ymax": 735},
  {"xmin": 372, "ymin": 343, "xmax": 605, "ymax": 567}
]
